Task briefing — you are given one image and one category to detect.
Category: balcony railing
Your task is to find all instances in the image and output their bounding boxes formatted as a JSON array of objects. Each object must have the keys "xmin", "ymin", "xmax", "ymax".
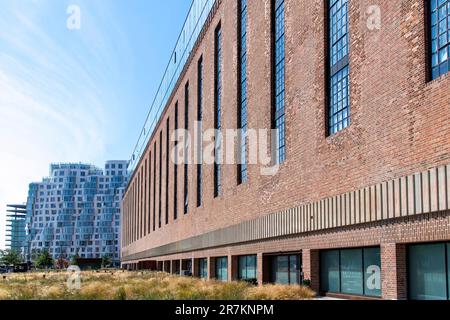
[{"xmin": 128, "ymin": 0, "xmax": 216, "ymax": 174}]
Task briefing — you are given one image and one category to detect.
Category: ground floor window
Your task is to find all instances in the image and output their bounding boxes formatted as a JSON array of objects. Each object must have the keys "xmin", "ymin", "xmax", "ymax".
[
  {"xmin": 215, "ymin": 257, "xmax": 228, "ymax": 282},
  {"xmin": 181, "ymin": 259, "xmax": 192, "ymax": 276},
  {"xmin": 270, "ymin": 255, "xmax": 301, "ymax": 285},
  {"xmin": 163, "ymin": 261, "xmax": 170, "ymax": 273},
  {"xmin": 409, "ymin": 242, "xmax": 450, "ymax": 300},
  {"xmin": 238, "ymin": 255, "xmax": 257, "ymax": 284},
  {"xmin": 320, "ymin": 247, "xmax": 381, "ymax": 297},
  {"xmin": 172, "ymin": 260, "xmax": 180, "ymax": 275},
  {"xmin": 199, "ymin": 258, "xmax": 208, "ymax": 279}
]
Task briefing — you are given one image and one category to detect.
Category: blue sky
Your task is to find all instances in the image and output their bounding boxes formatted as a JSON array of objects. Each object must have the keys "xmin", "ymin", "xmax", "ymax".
[{"xmin": 0, "ymin": 0, "xmax": 192, "ymax": 249}]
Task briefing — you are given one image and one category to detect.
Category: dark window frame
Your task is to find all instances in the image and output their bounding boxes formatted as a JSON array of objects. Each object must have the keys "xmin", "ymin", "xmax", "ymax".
[
  {"xmin": 269, "ymin": 254, "xmax": 302, "ymax": 285},
  {"xmin": 407, "ymin": 241, "xmax": 450, "ymax": 300},
  {"xmin": 198, "ymin": 258, "xmax": 208, "ymax": 279},
  {"xmin": 271, "ymin": 0, "xmax": 286, "ymax": 164},
  {"xmin": 215, "ymin": 256, "xmax": 228, "ymax": 281},
  {"xmin": 319, "ymin": 246, "xmax": 382, "ymax": 298},
  {"xmin": 148, "ymin": 151, "xmax": 152, "ymax": 233},
  {"xmin": 153, "ymin": 143, "xmax": 157, "ymax": 231},
  {"xmin": 184, "ymin": 82, "xmax": 189, "ymax": 215},
  {"xmin": 214, "ymin": 23, "xmax": 222, "ymax": 198},
  {"xmin": 237, "ymin": 0, "xmax": 248, "ymax": 185},
  {"xmin": 425, "ymin": 0, "xmax": 433, "ymax": 82},
  {"xmin": 427, "ymin": 0, "xmax": 450, "ymax": 80},
  {"xmin": 326, "ymin": 0, "xmax": 351, "ymax": 136},
  {"xmin": 165, "ymin": 118, "xmax": 170, "ymax": 225},
  {"xmin": 238, "ymin": 254, "xmax": 258, "ymax": 284},
  {"xmin": 197, "ymin": 57, "xmax": 203, "ymax": 208},
  {"xmin": 174, "ymin": 102, "xmax": 179, "ymax": 220},
  {"xmin": 144, "ymin": 158, "xmax": 147, "ymax": 236},
  {"xmin": 159, "ymin": 131, "xmax": 162, "ymax": 229},
  {"xmin": 140, "ymin": 167, "xmax": 144, "ymax": 239}
]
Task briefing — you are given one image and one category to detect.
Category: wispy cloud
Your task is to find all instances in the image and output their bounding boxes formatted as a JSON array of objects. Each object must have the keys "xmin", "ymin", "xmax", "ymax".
[{"xmin": 0, "ymin": 0, "xmax": 131, "ymax": 249}]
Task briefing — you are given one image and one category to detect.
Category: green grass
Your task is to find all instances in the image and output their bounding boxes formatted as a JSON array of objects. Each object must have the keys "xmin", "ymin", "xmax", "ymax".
[{"xmin": 0, "ymin": 271, "xmax": 315, "ymax": 300}]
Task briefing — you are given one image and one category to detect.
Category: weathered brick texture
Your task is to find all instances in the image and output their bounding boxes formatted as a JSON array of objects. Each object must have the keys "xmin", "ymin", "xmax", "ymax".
[{"xmin": 121, "ymin": 0, "xmax": 450, "ymax": 300}]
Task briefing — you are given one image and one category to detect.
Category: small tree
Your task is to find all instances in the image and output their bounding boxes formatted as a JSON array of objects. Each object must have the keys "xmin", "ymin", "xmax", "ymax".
[
  {"xmin": 30, "ymin": 249, "xmax": 40, "ymax": 262},
  {"xmin": 35, "ymin": 250, "xmax": 54, "ymax": 269},
  {"xmin": 56, "ymin": 256, "xmax": 69, "ymax": 270},
  {"xmin": 101, "ymin": 255, "xmax": 112, "ymax": 268},
  {"xmin": 70, "ymin": 252, "xmax": 80, "ymax": 266},
  {"xmin": 0, "ymin": 249, "xmax": 23, "ymax": 266}
]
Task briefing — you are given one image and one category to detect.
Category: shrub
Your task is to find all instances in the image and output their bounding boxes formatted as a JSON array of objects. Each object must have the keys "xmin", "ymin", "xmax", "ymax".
[
  {"xmin": 0, "ymin": 271, "xmax": 316, "ymax": 300},
  {"xmin": 246, "ymin": 284, "xmax": 315, "ymax": 300}
]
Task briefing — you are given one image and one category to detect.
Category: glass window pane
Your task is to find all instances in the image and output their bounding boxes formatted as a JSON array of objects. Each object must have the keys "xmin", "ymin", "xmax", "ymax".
[
  {"xmin": 238, "ymin": 0, "xmax": 248, "ymax": 183},
  {"xmin": 447, "ymin": 244, "xmax": 450, "ymax": 299},
  {"xmin": 199, "ymin": 259, "xmax": 208, "ymax": 279},
  {"xmin": 328, "ymin": 0, "xmax": 350, "ymax": 135},
  {"xmin": 340, "ymin": 249, "xmax": 364, "ymax": 296},
  {"xmin": 238, "ymin": 256, "xmax": 245, "ymax": 279},
  {"xmin": 274, "ymin": 256, "xmax": 289, "ymax": 284},
  {"xmin": 409, "ymin": 244, "xmax": 447, "ymax": 300},
  {"xmin": 274, "ymin": 0, "xmax": 285, "ymax": 163},
  {"xmin": 320, "ymin": 250, "xmax": 340, "ymax": 292},
  {"xmin": 289, "ymin": 255, "xmax": 299, "ymax": 285},
  {"xmin": 216, "ymin": 257, "xmax": 228, "ymax": 282},
  {"xmin": 430, "ymin": 0, "xmax": 450, "ymax": 79},
  {"xmin": 249, "ymin": 255, "xmax": 257, "ymax": 279},
  {"xmin": 280, "ymin": 256, "xmax": 289, "ymax": 284},
  {"xmin": 239, "ymin": 255, "xmax": 257, "ymax": 281},
  {"xmin": 223, "ymin": 258, "xmax": 228, "ymax": 281},
  {"xmin": 363, "ymin": 248, "xmax": 382, "ymax": 297}
]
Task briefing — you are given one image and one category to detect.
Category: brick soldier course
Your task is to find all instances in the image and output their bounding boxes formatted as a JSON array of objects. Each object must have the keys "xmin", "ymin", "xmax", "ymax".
[{"xmin": 121, "ymin": 0, "xmax": 450, "ymax": 300}]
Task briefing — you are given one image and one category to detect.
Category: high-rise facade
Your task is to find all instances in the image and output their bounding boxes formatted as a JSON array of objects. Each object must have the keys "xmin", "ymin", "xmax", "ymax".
[
  {"xmin": 26, "ymin": 161, "xmax": 128, "ymax": 266},
  {"xmin": 122, "ymin": 0, "xmax": 450, "ymax": 300},
  {"xmin": 5, "ymin": 204, "xmax": 27, "ymax": 254}
]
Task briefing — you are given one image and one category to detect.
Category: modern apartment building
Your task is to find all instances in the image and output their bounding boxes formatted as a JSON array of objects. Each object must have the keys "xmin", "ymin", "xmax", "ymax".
[
  {"xmin": 121, "ymin": 0, "xmax": 450, "ymax": 300},
  {"xmin": 26, "ymin": 161, "xmax": 128, "ymax": 266},
  {"xmin": 5, "ymin": 204, "xmax": 27, "ymax": 254}
]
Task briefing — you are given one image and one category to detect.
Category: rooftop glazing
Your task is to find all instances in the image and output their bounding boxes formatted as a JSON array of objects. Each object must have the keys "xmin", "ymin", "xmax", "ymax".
[{"xmin": 128, "ymin": 0, "xmax": 216, "ymax": 173}]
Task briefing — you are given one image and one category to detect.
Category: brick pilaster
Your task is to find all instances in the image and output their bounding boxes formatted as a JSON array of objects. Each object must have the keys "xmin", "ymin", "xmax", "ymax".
[
  {"xmin": 302, "ymin": 249, "xmax": 320, "ymax": 294},
  {"xmin": 192, "ymin": 258, "xmax": 198, "ymax": 277},
  {"xmin": 229, "ymin": 255, "xmax": 236, "ymax": 281},
  {"xmin": 208, "ymin": 257, "xmax": 215, "ymax": 280},
  {"xmin": 381, "ymin": 243, "xmax": 407, "ymax": 300},
  {"xmin": 257, "ymin": 253, "xmax": 263, "ymax": 286}
]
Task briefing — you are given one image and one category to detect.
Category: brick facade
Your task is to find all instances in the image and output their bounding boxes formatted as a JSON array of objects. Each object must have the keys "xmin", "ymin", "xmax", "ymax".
[{"xmin": 121, "ymin": 0, "xmax": 450, "ymax": 300}]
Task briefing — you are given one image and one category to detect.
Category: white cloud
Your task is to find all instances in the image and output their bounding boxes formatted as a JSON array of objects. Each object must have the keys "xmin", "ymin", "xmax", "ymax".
[{"xmin": 0, "ymin": 1, "xmax": 127, "ymax": 249}]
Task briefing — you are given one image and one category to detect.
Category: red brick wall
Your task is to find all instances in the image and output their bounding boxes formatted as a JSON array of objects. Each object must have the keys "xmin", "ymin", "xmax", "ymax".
[
  {"xmin": 302, "ymin": 249, "xmax": 320, "ymax": 293},
  {"xmin": 122, "ymin": 0, "xmax": 450, "ymax": 271},
  {"xmin": 123, "ymin": 211, "xmax": 449, "ymax": 299},
  {"xmin": 381, "ymin": 243, "xmax": 407, "ymax": 300}
]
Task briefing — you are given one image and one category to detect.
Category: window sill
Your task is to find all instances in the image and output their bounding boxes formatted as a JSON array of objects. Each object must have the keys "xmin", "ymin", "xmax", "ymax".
[
  {"xmin": 321, "ymin": 292, "xmax": 382, "ymax": 301},
  {"xmin": 325, "ymin": 124, "xmax": 352, "ymax": 143},
  {"xmin": 425, "ymin": 71, "xmax": 450, "ymax": 87}
]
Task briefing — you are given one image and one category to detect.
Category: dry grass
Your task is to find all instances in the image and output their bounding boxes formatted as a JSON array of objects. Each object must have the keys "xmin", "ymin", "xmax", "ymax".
[{"xmin": 0, "ymin": 271, "xmax": 315, "ymax": 300}]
